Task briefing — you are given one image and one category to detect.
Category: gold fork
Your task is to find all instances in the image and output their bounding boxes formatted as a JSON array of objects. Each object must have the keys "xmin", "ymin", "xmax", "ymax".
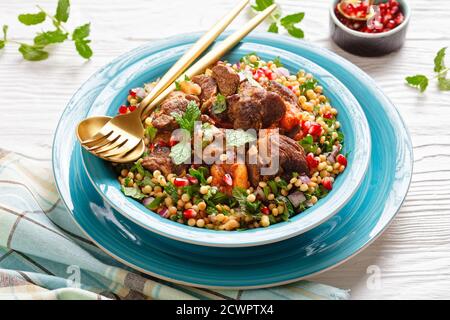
[{"xmin": 78, "ymin": 2, "xmax": 277, "ymax": 162}]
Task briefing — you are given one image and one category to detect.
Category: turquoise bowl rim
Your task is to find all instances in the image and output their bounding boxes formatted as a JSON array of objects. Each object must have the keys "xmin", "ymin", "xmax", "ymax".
[
  {"xmin": 52, "ymin": 32, "xmax": 413, "ymax": 288},
  {"xmin": 79, "ymin": 36, "xmax": 371, "ymax": 247}
]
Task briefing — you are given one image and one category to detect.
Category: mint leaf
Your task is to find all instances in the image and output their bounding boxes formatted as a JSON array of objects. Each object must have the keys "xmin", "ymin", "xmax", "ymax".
[
  {"xmin": 170, "ymin": 139, "xmax": 191, "ymax": 165},
  {"xmin": 434, "ymin": 47, "xmax": 447, "ymax": 73},
  {"xmin": 268, "ymin": 22, "xmax": 279, "ymax": 33},
  {"xmin": 280, "ymin": 12, "xmax": 305, "ymax": 39},
  {"xmin": 55, "ymin": 0, "xmax": 71, "ymax": 23},
  {"xmin": 211, "ymin": 94, "xmax": 227, "ymax": 114},
  {"xmin": 226, "ymin": 129, "xmax": 257, "ymax": 147},
  {"xmin": 280, "ymin": 12, "xmax": 305, "ymax": 26},
  {"xmin": 405, "ymin": 75, "xmax": 429, "ymax": 92},
  {"xmin": 285, "ymin": 25, "xmax": 304, "ymax": 38},
  {"xmin": 252, "ymin": 0, "xmax": 274, "ymax": 11},
  {"xmin": 18, "ymin": 11, "xmax": 46, "ymax": 25},
  {"xmin": 74, "ymin": 39, "xmax": 93, "ymax": 59},
  {"xmin": 18, "ymin": 44, "xmax": 49, "ymax": 61},
  {"xmin": 145, "ymin": 126, "xmax": 158, "ymax": 143},
  {"xmin": 121, "ymin": 185, "xmax": 145, "ymax": 200},
  {"xmin": 34, "ymin": 29, "xmax": 68, "ymax": 46},
  {"xmin": 438, "ymin": 77, "xmax": 450, "ymax": 91},
  {"xmin": 0, "ymin": 41, "xmax": 4, "ymax": 50},
  {"xmin": 171, "ymin": 100, "xmax": 201, "ymax": 134},
  {"xmin": 72, "ymin": 23, "xmax": 90, "ymax": 40}
]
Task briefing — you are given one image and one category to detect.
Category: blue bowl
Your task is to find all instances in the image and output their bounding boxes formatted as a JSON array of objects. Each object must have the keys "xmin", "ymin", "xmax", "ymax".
[{"xmin": 81, "ymin": 39, "xmax": 371, "ymax": 247}]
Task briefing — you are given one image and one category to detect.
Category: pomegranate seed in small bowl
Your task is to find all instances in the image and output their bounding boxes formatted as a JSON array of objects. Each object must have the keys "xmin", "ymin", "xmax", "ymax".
[{"xmin": 330, "ymin": 0, "xmax": 410, "ymax": 56}]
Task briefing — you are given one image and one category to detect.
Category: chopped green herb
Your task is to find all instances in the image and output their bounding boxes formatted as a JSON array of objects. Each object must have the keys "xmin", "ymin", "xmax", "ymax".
[
  {"xmin": 164, "ymin": 182, "xmax": 179, "ymax": 202},
  {"xmin": 145, "ymin": 126, "xmax": 158, "ymax": 143},
  {"xmin": 211, "ymin": 94, "xmax": 227, "ymax": 114},
  {"xmin": 146, "ymin": 196, "xmax": 165, "ymax": 210},
  {"xmin": 189, "ymin": 167, "xmax": 209, "ymax": 184}
]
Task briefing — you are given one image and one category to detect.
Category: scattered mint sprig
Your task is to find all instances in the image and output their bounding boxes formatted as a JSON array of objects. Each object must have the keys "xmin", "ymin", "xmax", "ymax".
[
  {"xmin": 0, "ymin": 0, "xmax": 92, "ymax": 61},
  {"xmin": 252, "ymin": 0, "xmax": 305, "ymax": 39},
  {"xmin": 406, "ymin": 47, "xmax": 449, "ymax": 93}
]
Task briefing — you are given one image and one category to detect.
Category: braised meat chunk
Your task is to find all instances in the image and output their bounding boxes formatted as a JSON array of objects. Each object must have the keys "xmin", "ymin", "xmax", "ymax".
[
  {"xmin": 211, "ymin": 64, "xmax": 240, "ymax": 96},
  {"xmin": 227, "ymin": 81, "xmax": 286, "ymax": 130},
  {"xmin": 247, "ymin": 132, "xmax": 309, "ymax": 187},
  {"xmin": 266, "ymin": 80, "xmax": 298, "ymax": 105},
  {"xmin": 151, "ymin": 91, "xmax": 199, "ymax": 130},
  {"xmin": 142, "ymin": 146, "xmax": 186, "ymax": 176},
  {"xmin": 192, "ymin": 74, "xmax": 217, "ymax": 102}
]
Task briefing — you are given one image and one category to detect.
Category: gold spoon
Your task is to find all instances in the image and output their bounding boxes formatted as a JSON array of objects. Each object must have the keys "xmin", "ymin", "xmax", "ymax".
[{"xmin": 337, "ymin": 0, "xmax": 375, "ymax": 21}]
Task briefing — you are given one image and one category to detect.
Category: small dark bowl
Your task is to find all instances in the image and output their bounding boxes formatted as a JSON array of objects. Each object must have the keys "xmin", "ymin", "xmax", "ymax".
[{"xmin": 330, "ymin": 0, "xmax": 410, "ymax": 56}]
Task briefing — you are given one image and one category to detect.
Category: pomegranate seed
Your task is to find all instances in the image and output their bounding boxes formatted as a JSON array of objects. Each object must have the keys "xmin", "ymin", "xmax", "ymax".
[
  {"xmin": 301, "ymin": 120, "xmax": 311, "ymax": 135},
  {"xmin": 308, "ymin": 123, "xmax": 323, "ymax": 137},
  {"xmin": 336, "ymin": 154, "xmax": 347, "ymax": 166},
  {"xmin": 129, "ymin": 89, "xmax": 137, "ymax": 97},
  {"xmin": 322, "ymin": 179, "xmax": 333, "ymax": 191},
  {"xmin": 323, "ymin": 112, "xmax": 333, "ymax": 119},
  {"xmin": 154, "ymin": 140, "xmax": 168, "ymax": 148},
  {"xmin": 186, "ymin": 175, "xmax": 198, "ymax": 185},
  {"xmin": 118, "ymin": 105, "xmax": 128, "ymax": 114},
  {"xmin": 183, "ymin": 209, "xmax": 197, "ymax": 219},
  {"xmin": 394, "ymin": 13, "xmax": 404, "ymax": 24},
  {"xmin": 223, "ymin": 173, "xmax": 233, "ymax": 186},
  {"xmin": 306, "ymin": 153, "xmax": 319, "ymax": 169},
  {"xmin": 261, "ymin": 206, "xmax": 270, "ymax": 215},
  {"xmin": 174, "ymin": 177, "xmax": 189, "ymax": 187},
  {"xmin": 129, "ymin": 105, "xmax": 137, "ymax": 112}
]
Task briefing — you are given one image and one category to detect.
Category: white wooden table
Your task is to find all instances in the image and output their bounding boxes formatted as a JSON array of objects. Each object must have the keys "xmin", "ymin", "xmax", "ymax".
[{"xmin": 1, "ymin": 0, "xmax": 449, "ymax": 299}]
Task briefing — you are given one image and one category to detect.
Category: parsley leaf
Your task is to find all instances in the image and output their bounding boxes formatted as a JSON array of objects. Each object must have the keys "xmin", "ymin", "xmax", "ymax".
[
  {"xmin": 225, "ymin": 129, "xmax": 257, "ymax": 147},
  {"xmin": 146, "ymin": 196, "xmax": 165, "ymax": 210},
  {"xmin": 299, "ymin": 78, "xmax": 318, "ymax": 94},
  {"xmin": 405, "ymin": 75, "xmax": 429, "ymax": 93},
  {"xmin": 211, "ymin": 94, "xmax": 227, "ymax": 114},
  {"xmin": 34, "ymin": 29, "xmax": 68, "ymax": 46},
  {"xmin": 55, "ymin": 0, "xmax": 71, "ymax": 23},
  {"xmin": 18, "ymin": 44, "xmax": 49, "ymax": 61},
  {"xmin": 189, "ymin": 167, "xmax": 209, "ymax": 184},
  {"xmin": 434, "ymin": 47, "xmax": 447, "ymax": 73},
  {"xmin": 171, "ymin": 100, "xmax": 201, "ymax": 134},
  {"xmin": 121, "ymin": 185, "xmax": 146, "ymax": 200},
  {"xmin": 232, "ymin": 187, "xmax": 261, "ymax": 215},
  {"xmin": 164, "ymin": 181, "xmax": 179, "ymax": 202},
  {"xmin": 18, "ymin": 11, "xmax": 46, "ymax": 25}
]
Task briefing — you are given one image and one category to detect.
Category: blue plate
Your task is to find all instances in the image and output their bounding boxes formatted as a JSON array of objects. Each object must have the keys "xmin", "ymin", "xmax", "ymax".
[
  {"xmin": 80, "ymin": 41, "xmax": 371, "ymax": 247},
  {"xmin": 53, "ymin": 33, "xmax": 412, "ymax": 288}
]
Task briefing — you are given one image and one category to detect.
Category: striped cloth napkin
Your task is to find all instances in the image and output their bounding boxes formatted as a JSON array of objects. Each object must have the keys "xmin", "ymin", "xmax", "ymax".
[{"xmin": 0, "ymin": 146, "xmax": 350, "ymax": 300}]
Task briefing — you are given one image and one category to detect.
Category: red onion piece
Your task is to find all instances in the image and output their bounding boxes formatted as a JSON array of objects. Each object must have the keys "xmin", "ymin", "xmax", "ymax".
[
  {"xmin": 275, "ymin": 67, "xmax": 290, "ymax": 78},
  {"xmin": 158, "ymin": 207, "xmax": 169, "ymax": 218},
  {"xmin": 142, "ymin": 196, "xmax": 155, "ymax": 207},
  {"xmin": 299, "ymin": 175, "xmax": 311, "ymax": 184},
  {"xmin": 288, "ymin": 191, "xmax": 306, "ymax": 208}
]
